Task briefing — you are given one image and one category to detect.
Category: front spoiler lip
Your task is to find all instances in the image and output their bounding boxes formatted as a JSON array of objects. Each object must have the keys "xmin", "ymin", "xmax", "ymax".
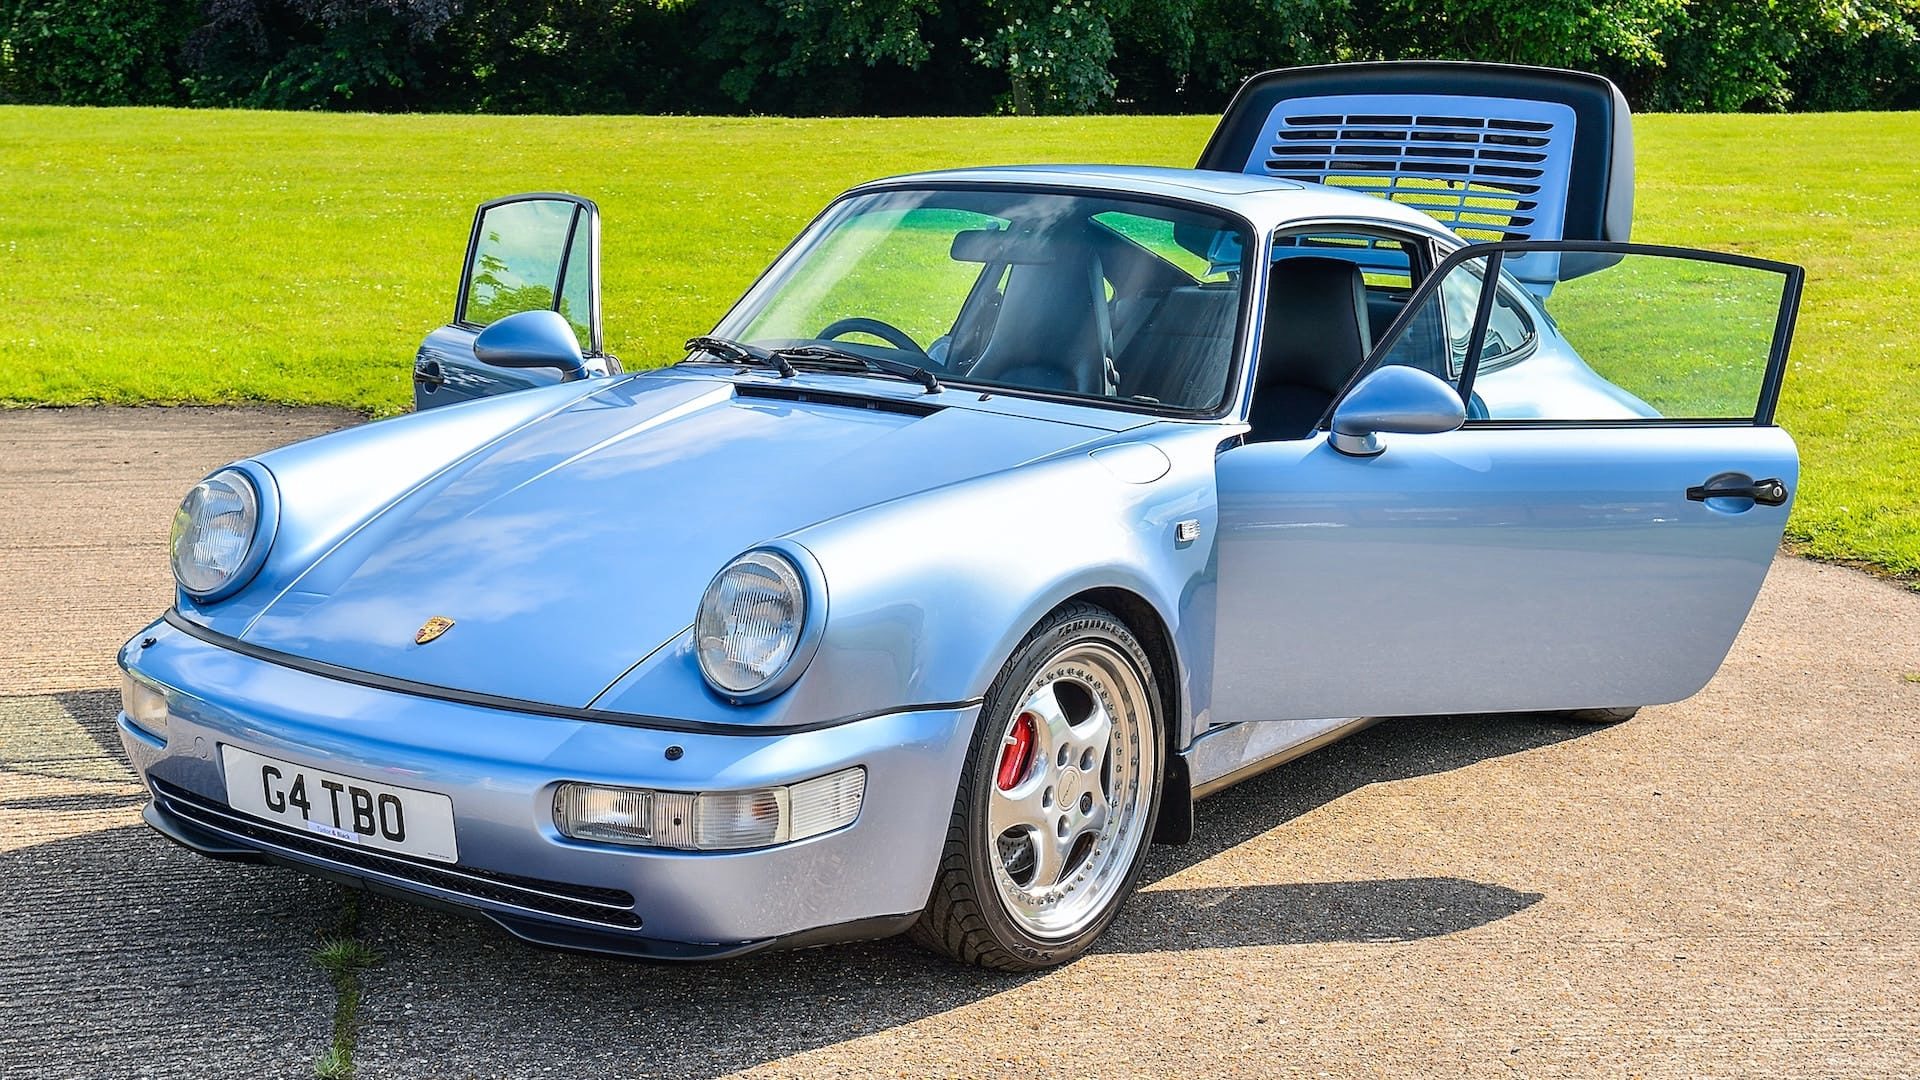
[
  {"xmin": 160, "ymin": 608, "xmax": 983, "ymax": 737},
  {"xmin": 141, "ymin": 790, "xmax": 918, "ymax": 962}
]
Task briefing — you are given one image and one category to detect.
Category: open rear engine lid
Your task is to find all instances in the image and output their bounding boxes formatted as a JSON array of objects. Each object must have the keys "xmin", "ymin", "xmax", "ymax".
[{"xmin": 1199, "ymin": 61, "xmax": 1633, "ymax": 286}]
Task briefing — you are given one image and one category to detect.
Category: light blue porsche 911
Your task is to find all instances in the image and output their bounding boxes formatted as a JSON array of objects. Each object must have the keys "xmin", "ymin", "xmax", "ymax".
[{"xmin": 120, "ymin": 62, "xmax": 1803, "ymax": 969}]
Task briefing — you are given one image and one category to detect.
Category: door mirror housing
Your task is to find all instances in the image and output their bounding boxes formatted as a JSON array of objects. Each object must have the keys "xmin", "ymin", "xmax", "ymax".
[
  {"xmin": 1329, "ymin": 366, "xmax": 1466, "ymax": 456},
  {"xmin": 473, "ymin": 309, "xmax": 588, "ymax": 379}
]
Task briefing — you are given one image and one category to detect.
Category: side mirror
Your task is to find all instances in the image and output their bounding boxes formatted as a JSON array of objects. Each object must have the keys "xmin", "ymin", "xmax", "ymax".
[
  {"xmin": 1329, "ymin": 366, "xmax": 1466, "ymax": 457},
  {"xmin": 473, "ymin": 309, "xmax": 587, "ymax": 379}
]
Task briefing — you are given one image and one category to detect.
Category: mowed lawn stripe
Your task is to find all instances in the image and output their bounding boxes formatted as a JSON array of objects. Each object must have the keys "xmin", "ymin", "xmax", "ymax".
[{"xmin": 1, "ymin": 107, "xmax": 1914, "ymax": 580}]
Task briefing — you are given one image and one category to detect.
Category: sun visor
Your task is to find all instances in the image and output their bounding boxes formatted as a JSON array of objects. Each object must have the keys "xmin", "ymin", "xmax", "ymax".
[
  {"xmin": 950, "ymin": 228, "xmax": 1057, "ymax": 264},
  {"xmin": 1199, "ymin": 61, "xmax": 1633, "ymax": 288}
]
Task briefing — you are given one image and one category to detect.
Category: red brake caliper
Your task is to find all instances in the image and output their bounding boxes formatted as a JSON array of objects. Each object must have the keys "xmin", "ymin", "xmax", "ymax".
[{"xmin": 996, "ymin": 713, "xmax": 1037, "ymax": 791}]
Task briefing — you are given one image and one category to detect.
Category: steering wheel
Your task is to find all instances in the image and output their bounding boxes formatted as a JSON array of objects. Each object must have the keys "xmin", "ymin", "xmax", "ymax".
[{"xmin": 818, "ymin": 317, "xmax": 931, "ymax": 361}]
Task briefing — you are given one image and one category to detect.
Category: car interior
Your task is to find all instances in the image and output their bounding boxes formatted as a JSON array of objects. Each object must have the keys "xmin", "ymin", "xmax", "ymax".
[
  {"xmin": 935, "ymin": 221, "xmax": 1443, "ymax": 438},
  {"xmin": 756, "ymin": 198, "xmax": 1446, "ymax": 434},
  {"xmin": 942, "ymin": 218, "xmax": 1247, "ymax": 411},
  {"xmin": 1247, "ymin": 255, "xmax": 1374, "ymax": 442}
]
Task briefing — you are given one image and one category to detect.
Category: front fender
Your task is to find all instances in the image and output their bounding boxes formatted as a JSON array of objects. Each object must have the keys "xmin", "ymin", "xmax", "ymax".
[
  {"xmin": 593, "ymin": 423, "xmax": 1227, "ymax": 742},
  {"xmin": 803, "ymin": 424, "xmax": 1226, "ymax": 744}
]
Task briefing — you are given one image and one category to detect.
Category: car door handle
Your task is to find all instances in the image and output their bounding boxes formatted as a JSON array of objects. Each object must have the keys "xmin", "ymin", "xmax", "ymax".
[
  {"xmin": 413, "ymin": 359, "xmax": 445, "ymax": 390},
  {"xmin": 1687, "ymin": 476, "xmax": 1789, "ymax": 506}
]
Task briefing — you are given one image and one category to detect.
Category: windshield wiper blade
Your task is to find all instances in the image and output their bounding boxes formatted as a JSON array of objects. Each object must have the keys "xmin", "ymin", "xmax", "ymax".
[
  {"xmin": 683, "ymin": 335, "xmax": 796, "ymax": 378},
  {"xmin": 773, "ymin": 344, "xmax": 942, "ymax": 394}
]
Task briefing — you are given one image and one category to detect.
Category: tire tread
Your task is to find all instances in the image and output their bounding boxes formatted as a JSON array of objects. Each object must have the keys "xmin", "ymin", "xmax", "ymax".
[{"xmin": 910, "ymin": 602, "xmax": 1158, "ymax": 972}]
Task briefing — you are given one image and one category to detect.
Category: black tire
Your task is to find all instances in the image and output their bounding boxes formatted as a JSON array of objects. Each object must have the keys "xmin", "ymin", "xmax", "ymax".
[
  {"xmin": 1550, "ymin": 707, "xmax": 1640, "ymax": 723},
  {"xmin": 910, "ymin": 602, "xmax": 1163, "ymax": 971}
]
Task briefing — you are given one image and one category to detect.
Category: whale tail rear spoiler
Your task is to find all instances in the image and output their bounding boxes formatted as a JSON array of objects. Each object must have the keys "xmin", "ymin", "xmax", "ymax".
[{"xmin": 1200, "ymin": 61, "xmax": 1633, "ymax": 288}]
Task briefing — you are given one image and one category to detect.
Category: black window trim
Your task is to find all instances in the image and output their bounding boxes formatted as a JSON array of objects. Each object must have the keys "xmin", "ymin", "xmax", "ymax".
[
  {"xmin": 452, "ymin": 192, "xmax": 604, "ymax": 356},
  {"xmin": 1332, "ymin": 239, "xmax": 1805, "ymax": 429}
]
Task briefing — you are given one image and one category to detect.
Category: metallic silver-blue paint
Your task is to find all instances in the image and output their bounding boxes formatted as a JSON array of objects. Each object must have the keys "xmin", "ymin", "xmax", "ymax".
[
  {"xmin": 120, "ymin": 621, "xmax": 976, "ymax": 948},
  {"xmin": 120, "ymin": 164, "xmax": 1802, "ymax": 958}
]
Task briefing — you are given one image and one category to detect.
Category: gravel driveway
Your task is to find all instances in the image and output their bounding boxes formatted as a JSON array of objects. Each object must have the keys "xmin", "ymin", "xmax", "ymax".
[{"xmin": 2, "ymin": 406, "xmax": 1915, "ymax": 1079}]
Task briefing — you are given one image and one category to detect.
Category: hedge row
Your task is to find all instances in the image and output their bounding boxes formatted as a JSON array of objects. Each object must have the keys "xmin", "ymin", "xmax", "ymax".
[{"xmin": 4, "ymin": 0, "xmax": 1917, "ymax": 115}]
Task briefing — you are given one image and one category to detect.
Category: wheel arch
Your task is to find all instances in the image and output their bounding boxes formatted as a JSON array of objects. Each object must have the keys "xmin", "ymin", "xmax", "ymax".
[{"xmin": 1052, "ymin": 585, "xmax": 1194, "ymax": 845}]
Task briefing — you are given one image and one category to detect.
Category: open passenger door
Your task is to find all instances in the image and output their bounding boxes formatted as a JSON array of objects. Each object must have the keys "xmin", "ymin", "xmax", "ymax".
[
  {"xmin": 1211, "ymin": 238, "xmax": 1804, "ymax": 725},
  {"xmin": 412, "ymin": 193, "xmax": 618, "ymax": 410}
]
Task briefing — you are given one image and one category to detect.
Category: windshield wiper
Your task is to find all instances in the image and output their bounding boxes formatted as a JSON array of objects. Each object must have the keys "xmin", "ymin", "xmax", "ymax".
[
  {"xmin": 682, "ymin": 336, "xmax": 796, "ymax": 378},
  {"xmin": 773, "ymin": 344, "xmax": 942, "ymax": 394}
]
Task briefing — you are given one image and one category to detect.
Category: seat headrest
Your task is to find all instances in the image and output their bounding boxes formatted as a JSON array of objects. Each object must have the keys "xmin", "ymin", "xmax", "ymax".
[
  {"xmin": 1259, "ymin": 256, "xmax": 1373, "ymax": 395},
  {"xmin": 965, "ymin": 232, "xmax": 1106, "ymax": 395}
]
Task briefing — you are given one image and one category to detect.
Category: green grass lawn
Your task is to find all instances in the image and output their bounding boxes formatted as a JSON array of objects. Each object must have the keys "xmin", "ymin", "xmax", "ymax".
[{"xmin": 1, "ymin": 107, "xmax": 1916, "ymax": 581}]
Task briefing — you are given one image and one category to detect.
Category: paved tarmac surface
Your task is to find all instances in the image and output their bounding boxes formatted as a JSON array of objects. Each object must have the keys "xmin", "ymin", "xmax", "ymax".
[{"xmin": 2, "ymin": 406, "xmax": 1916, "ymax": 1079}]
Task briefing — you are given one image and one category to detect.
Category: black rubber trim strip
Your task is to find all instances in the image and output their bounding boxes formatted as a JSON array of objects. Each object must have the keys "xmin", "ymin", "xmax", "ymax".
[
  {"xmin": 161, "ymin": 609, "xmax": 982, "ymax": 736},
  {"xmin": 731, "ymin": 381, "xmax": 944, "ymax": 417},
  {"xmin": 144, "ymin": 791, "xmax": 920, "ymax": 962},
  {"xmin": 151, "ymin": 780, "xmax": 639, "ymax": 919}
]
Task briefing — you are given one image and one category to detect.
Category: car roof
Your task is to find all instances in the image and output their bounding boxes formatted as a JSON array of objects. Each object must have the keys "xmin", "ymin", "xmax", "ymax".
[{"xmin": 848, "ymin": 164, "xmax": 1460, "ymax": 240}]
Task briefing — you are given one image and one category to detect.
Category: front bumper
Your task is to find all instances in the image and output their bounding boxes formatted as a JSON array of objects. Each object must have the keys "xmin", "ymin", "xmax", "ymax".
[{"xmin": 118, "ymin": 619, "xmax": 979, "ymax": 959}]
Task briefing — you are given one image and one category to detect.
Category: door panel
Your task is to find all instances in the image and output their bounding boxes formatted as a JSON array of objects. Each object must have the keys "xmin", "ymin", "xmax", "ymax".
[
  {"xmin": 411, "ymin": 324, "xmax": 553, "ymax": 407},
  {"xmin": 415, "ymin": 193, "xmax": 610, "ymax": 411},
  {"xmin": 1212, "ymin": 425, "xmax": 1796, "ymax": 722},
  {"xmin": 1211, "ymin": 239, "xmax": 1803, "ymax": 725}
]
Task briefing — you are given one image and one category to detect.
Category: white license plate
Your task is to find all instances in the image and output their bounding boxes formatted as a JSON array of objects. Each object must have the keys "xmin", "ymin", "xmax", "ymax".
[{"xmin": 221, "ymin": 745, "xmax": 458, "ymax": 864}]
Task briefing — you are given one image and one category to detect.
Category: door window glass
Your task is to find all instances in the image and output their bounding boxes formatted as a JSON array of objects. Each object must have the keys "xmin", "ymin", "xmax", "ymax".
[
  {"xmin": 1524, "ymin": 253, "xmax": 1784, "ymax": 420},
  {"xmin": 461, "ymin": 199, "xmax": 586, "ymax": 336},
  {"xmin": 1374, "ymin": 257, "xmax": 1484, "ymax": 381},
  {"xmin": 1368, "ymin": 247, "xmax": 1795, "ymax": 423}
]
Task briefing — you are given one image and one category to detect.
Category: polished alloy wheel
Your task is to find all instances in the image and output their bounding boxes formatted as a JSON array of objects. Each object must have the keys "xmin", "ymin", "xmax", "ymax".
[
  {"xmin": 913, "ymin": 603, "xmax": 1163, "ymax": 969},
  {"xmin": 984, "ymin": 640, "xmax": 1156, "ymax": 940}
]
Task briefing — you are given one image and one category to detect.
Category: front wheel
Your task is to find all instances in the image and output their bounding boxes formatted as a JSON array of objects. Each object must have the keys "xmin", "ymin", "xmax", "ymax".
[{"xmin": 911, "ymin": 603, "xmax": 1162, "ymax": 971}]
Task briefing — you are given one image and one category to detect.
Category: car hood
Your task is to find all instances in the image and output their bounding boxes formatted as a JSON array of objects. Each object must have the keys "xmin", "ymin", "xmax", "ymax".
[{"xmin": 237, "ymin": 373, "xmax": 1118, "ymax": 709}]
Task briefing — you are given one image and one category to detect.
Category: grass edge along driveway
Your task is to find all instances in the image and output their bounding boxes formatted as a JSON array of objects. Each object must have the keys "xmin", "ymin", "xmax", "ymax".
[{"xmin": 2, "ymin": 107, "xmax": 1915, "ymax": 582}]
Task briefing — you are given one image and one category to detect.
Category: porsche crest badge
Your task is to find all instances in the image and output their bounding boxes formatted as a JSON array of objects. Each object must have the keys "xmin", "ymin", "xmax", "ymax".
[{"xmin": 414, "ymin": 616, "xmax": 455, "ymax": 645}]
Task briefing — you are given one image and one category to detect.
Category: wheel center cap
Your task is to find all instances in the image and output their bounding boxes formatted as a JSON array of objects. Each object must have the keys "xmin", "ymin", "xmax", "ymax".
[{"xmin": 1057, "ymin": 768, "xmax": 1078, "ymax": 804}]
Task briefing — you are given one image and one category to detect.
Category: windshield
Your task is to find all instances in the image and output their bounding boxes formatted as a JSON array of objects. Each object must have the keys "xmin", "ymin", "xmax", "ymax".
[{"xmin": 712, "ymin": 188, "xmax": 1252, "ymax": 413}]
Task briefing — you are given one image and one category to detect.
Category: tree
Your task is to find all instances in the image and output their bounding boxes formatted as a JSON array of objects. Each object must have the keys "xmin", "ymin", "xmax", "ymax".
[
  {"xmin": 969, "ymin": 0, "xmax": 1118, "ymax": 113},
  {"xmin": 0, "ymin": 0, "xmax": 196, "ymax": 104}
]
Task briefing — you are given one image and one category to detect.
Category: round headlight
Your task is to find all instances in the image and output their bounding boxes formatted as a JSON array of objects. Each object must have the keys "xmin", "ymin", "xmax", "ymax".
[
  {"xmin": 695, "ymin": 550, "xmax": 815, "ymax": 700},
  {"xmin": 170, "ymin": 468, "xmax": 261, "ymax": 600}
]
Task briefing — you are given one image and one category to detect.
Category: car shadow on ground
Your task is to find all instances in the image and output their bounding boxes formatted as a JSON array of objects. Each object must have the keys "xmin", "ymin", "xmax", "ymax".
[
  {"xmin": 342, "ymin": 712, "xmax": 1588, "ymax": 1077},
  {"xmin": 2, "ymin": 692, "xmax": 1587, "ymax": 1078},
  {"xmin": 0, "ymin": 690, "xmax": 339, "ymax": 1080}
]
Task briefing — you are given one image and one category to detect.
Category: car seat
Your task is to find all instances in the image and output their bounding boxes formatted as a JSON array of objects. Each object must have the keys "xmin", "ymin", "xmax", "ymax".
[{"xmin": 1248, "ymin": 257, "xmax": 1373, "ymax": 441}]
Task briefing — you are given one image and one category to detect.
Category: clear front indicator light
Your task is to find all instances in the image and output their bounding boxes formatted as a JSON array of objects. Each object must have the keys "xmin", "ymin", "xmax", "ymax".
[
  {"xmin": 121, "ymin": 674, "xmax": 168, "ymax": 741},
  {"xmin": 554, "ymin": 767, "xmax": 865, "ymax": 851}
]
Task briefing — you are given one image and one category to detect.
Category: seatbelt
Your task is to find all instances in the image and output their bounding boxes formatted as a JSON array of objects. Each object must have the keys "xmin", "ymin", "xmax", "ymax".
[
  {"xmin": 1109, "ymin": 293, "xmax": 1156, "ymax": 365},
  {"xmin": 1088, "ymin": 254, "xmax": 1118, "ymax": 394}
]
